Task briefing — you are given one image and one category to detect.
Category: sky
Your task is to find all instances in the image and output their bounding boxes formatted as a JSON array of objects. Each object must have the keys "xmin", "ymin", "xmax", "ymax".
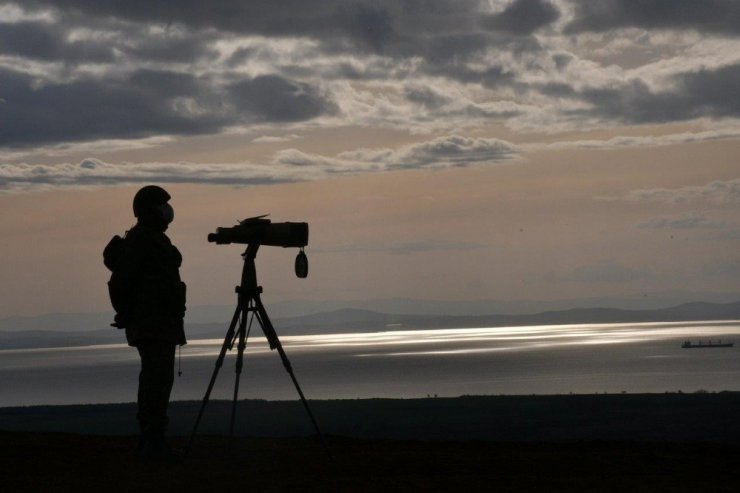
[{"xmin": 0, "ymin": 0, "xmax": 739, "ymax": 320}]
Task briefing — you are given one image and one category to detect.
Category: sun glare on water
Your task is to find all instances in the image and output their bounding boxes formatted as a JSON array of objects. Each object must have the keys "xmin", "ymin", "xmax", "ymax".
[{"xmin": 184, "ymin": 320, "xmax": 740, "ymax": 358}]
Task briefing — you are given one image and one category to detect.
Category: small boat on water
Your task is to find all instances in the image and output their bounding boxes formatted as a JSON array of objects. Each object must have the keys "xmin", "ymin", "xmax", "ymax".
[{"xmin": 681, "ymin": 340, "xmax": 734, "ymax": 349}]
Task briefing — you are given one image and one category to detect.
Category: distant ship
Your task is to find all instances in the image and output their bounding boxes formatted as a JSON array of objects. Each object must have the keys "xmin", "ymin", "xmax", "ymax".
[{"xmin": 681, "ymin": 340, "xmax": 734, "ymax": 349}]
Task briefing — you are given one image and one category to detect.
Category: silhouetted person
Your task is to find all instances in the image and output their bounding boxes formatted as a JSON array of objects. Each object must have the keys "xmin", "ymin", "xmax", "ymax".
[{"xmin": 105, "ymin": 185, "xmax": 186, "ymax": 460}]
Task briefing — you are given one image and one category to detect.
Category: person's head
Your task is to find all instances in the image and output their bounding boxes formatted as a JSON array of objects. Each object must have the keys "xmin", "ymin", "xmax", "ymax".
[{"xmin": 133, "ymin": 185, "xmax": 174, "ymax": 231}]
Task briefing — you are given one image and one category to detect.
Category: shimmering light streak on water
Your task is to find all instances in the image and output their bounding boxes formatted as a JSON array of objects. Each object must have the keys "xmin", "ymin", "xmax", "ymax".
[
  {"xmin": 183, "ymin": 320, "xmax": 740, "ymax": 358},
  {"xmin": 2, "ymin": 320, "xmax": 740, "ymax": 406}
]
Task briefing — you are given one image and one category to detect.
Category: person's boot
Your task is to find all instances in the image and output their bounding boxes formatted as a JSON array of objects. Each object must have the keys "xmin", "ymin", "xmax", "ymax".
[
  {"xmin": 148, "ymin": 430, "xmax": 179, "ymax": 462},
  {"xmin": 136, "ymin": 432, "xmax": 147, "ymax": 457},
  {"xmin": 135, "ymin": 424, "xmax": 151, "ymax": 458},
  {"xmin": 138, "ymin": 429, "xmax": 178, "ymax": 462}
]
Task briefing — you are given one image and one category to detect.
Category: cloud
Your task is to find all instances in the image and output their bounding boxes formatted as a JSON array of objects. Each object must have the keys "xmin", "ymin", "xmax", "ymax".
[
  {"xmin": 0, "ymin": 68, "xmax": 224, "ymax": 146},
  {"xmin": 389, "ymin": 135, "xmax": 518, "ymax": 168},
  {"xmin": 0, "ymin": 15, "xmax": 221, "ymax": 65},
  {"xmin": 1, "ymin": 0, "xmax": 740, "ymax": 152},
  {"xmin": 526, "ymin": 127, "xmax": 740, "ymax": 151},
  {"xmin": 567, "ymin": 0, "xmax": 740, "ymax": 36},
  {"xmin": 482, "ymin": 0, "xmax": 560, "ymax": 35},
  {"xmin": 18, "ymin": 1, "xmax": 551, "ymax": 58},
  {"xmin": 0, "ymin": 136, "xmax": 176, "ymax": 163},
  {"xmin": 0, "ymin": 67, "xmax": 335, "ymax": 147},
  {"xmin": 573, "ymin": 63, "xmax": 740, "ymax": 124},
  {"xmin": 7, "ymin": 0, "xmax": 556, "ymax": 89},
  {"xmin": 120, "ymin": 29, "xmax": 220, "ymax": 63},
  {"xmin": 404, "ymin": 85, "xmax": 453, "ymax": 109},
  {"xmin": 637, "ymin": 213, "xmax": 726, "ymax": 230},
  {"xmin": 0, "ymin": 158, "xmax": 300, "ymax": 193},
  {"xmin": 0, "ymin": 20, "xmax": 114, "ymax": 62},
  {"xmin": 616, "ymin": 179, "xmax": 740, "ymax": 204},
  {"xmin": 252, "ymin": 134, "xmax": 303, "ymax": 143},
  {"xmin": 0, "ymin": 135, "xmax": 518, "ymax": 193},
  {"xmin": 228, "ymin": 75, "xmax": 337, "ymax": 123},
  {"xmin": 274, "ymin": 135, "xmax": 519, "ymax": 173}
]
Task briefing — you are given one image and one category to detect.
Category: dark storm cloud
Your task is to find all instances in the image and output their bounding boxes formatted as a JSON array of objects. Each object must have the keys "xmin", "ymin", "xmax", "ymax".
[
  {"xmin": 577, "ymin": 63, "xmax": 740, "ymax": 124},
  {"xmin": 413, "ymin": 32, "xmax": 493, "ymax": 64},
  {"xmin": 18, "ymin": 0, "xmax": 454, "ymax": 49},
  {"xmin": 404, "ymin": 85, "xmax": 452, "ymax": 109},
  {"xmin": 578, "ymin": 80, "xmax": 687, "ymax": 124},
  {"xmin": 441, "ymin": 64, "xmax": 519, "ymax": 89},
  {"xmin": 228, "ymin": 75, "xmax": 337, "ymax": 123},
  {"xmin": 3, "ymin": 0, "xmax": 739, "ymax": 152},
  {"xmin": 567, "ymin": 0, "xmax": 740, "ymax": 35},
  {"xmin": 0, "ymin": 0, "xmax": 557, "ymax": 148},
  {"xmin": 482, "ymin": 0, "xmax": 559, "ymax": 35},
  {"xmin": 0, "ymin": 68, "xmax": 335, "ymax": 147},
  {"xmin": 0, "ymin": 16, "xmax": 217, "ymax": 65},
  {"xmin": 0, "ymin": 68, "xmax": 219, "ymax": 146},
  {"xmin": 0, "ymin": 20, "xmax": 114, "ymax": 62},
  {"xmin": 121, "ymin": 31, "xmax": 220, "ymax": 63},
  {"xmin": 19, "ymin": 0, "xmax": 556, "ymax": 60},
  {"xmin": 677, "ymin": 64, "xmax": 740, "ymax": 118}
]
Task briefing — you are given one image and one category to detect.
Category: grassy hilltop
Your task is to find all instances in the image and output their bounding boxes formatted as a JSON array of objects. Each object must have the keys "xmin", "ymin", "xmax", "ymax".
[{"xmin": 4, "ymin": 394, "xmax": 740, "ymax": 491}]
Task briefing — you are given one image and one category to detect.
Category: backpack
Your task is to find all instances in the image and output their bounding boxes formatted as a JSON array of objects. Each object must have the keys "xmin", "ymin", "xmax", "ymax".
[
  {"xmin": 103, "ymin": 234, "xmax": 127, "ymax": 271},
  {"xmin": 103, "ymin": 233, "xmax": 133, "ymax": 329}
]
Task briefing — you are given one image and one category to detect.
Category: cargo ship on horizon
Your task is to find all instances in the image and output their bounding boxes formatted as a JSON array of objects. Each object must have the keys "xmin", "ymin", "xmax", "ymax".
[{"xmin": 681, "ymin": 340, "xmax": 734, "ymax": 349}]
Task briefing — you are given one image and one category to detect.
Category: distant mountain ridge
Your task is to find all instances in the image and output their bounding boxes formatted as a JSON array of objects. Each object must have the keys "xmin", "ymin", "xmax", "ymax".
[
  {"xmin": 1, "ymin": 300, "xmax": 739, "ymax": 350},
  {"xmin": 273, "ymin": 301, "xmax": 740, "ymax": 333}
]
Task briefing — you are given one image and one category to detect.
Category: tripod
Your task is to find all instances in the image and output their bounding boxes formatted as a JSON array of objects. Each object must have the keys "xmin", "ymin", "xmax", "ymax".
[{"xmin": 185, "ymin": 243, "xmax": 330, "ymax": 457}]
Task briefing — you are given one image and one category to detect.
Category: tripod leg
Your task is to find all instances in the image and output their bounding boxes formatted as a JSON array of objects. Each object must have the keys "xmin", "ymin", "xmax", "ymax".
[
  {"xmin": 229, "ymin": 302, "xmax": 250, "ymax": 448},
  {"xmin": 185, "ymin": 304, "xmax": 241, "ymax": 457},
  {"xmin": 253, "ymin": 294, "xmax": 333, "ymax": 459}
]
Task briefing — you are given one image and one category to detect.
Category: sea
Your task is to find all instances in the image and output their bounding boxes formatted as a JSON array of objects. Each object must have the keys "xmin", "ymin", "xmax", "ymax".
[{"xmin": 2, "ymin": 320, "xmax": 740, "ymax": 407}]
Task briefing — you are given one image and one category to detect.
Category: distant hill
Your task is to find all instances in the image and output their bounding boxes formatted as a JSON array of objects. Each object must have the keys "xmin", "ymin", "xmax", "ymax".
[
  {"xmin": 1, "ymin": 300, "xmax": 739, "ymax": 350},
  {"xmin": 271, "ymin": 300, "xmax": 740, "ymax": 333}
]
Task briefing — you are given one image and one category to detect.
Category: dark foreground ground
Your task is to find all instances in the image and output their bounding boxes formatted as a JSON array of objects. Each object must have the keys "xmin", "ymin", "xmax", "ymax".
[
  {"xmin": 3, "ymin": 431, "xmax": 740, "ymax": 492},
  {"xmin": 4, "ymin": 394, "xmax": 740, "ymax": 491}
]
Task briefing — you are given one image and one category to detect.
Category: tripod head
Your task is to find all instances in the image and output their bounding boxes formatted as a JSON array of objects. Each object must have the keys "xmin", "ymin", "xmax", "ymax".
[{"xmin": 209, "ymin": 215, "xmax": 309, "ymax": 278}]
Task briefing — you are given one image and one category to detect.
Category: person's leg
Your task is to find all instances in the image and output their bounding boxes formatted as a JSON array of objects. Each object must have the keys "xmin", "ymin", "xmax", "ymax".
[{"xmin": 136, "ymin": 341, "xmax": 176, "ymax": 457}]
